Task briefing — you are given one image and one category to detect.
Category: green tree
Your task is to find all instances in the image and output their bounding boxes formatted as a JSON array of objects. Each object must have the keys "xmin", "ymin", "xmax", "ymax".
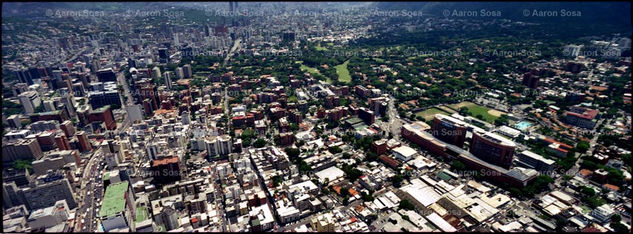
[
  {"xmin": 253, "ymin": 138, "xmax": 267, "ymax": 148},
  {"xmin": 391, "ymin": 174, "xmax": 404, "ymax": 188},
  {"xmin": 399, "ymin": 199, "xmax": 415, "ymax": 210}
]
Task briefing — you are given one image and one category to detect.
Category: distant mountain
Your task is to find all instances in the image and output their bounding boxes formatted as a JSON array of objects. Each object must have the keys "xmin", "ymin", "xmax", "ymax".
[
  {"xmin": 1, "ymin": 2, "xmax": 173, "ymax": 17},
  {"xmin": 372, "ymin": 2, "xmax": 631, "ymax": 26}
]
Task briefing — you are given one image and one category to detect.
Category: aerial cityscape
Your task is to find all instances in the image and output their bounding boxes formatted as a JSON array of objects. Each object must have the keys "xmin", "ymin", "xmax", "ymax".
[{"xmin": 1, "ymin": 1, "xmax": 631, "ymax": 233}]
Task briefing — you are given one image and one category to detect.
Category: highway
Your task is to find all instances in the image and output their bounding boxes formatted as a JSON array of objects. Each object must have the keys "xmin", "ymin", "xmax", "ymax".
[
  {"xmin": 381, "ymin": 95, "xmax": 403, "ymax": 140},
  {"xmin": 74, "ymin": 151, "xmax": 106, "ymax": 232}
]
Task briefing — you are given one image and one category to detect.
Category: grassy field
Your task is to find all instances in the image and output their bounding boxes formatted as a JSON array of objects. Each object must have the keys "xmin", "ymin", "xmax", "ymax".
[
  {"xmin": 335, "ymin": 60, "xmax": 351, "ymax": 83},
  {"xmin": 373, "ymin": 58, "xmax": 385, "ymax": 63},
  {"xmin": 300, "ymin": 64, "xmax": 320, "ymax": 75},
  {"xmin": 448, "ymin": 101, "xmax": 499, "ymax": 123},
  {"xmin": 315, "ymin": 45, "xmax": 328, "ymax": 51},
  {"xmin": 299, "ymin": 62, "xmax": 331, "ymax": 83},
  {"xmin": 415, "ymin": 108, "xmax": 449, "ymax": 121}
]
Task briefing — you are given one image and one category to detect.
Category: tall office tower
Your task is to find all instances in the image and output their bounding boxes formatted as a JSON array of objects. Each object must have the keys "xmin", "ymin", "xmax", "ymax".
[
  {"xmin": 96, "ymin": 68, "xmax": 117, "ymax": 82},
  {"xmin": 204, "ymin": 24, "xmax": 212, "ymax": 37},
  {"xmin": 18, "ymin": 91, "xmax": 41, "ymax": 114},
  {"xmin": 522, "ymin": 72, "xmax": 540, "ymax": 89},
  {"xmin": 176, "ymin": 67, "xmax": 184, "ymax": 79},
  {"xmin": 470, "ymin": 131, "xmax": 516, "ymax": 170},
  {"xmin": 152, "ymin": 66, "xmax": 162, "ymax": 79},
  {"xmin": 76, "ymin": 131, "xmax": 92, "ymax": 152},
  {"xmin": 16, "ymin": 69, "xmax": 34, "ymax": 85},
  {"xmin": 173, "ymin": 33, "xmax": 180, "ymax": 46},
  {"xmin": 164, "ymin": 72, "xmax": 173, "ymax": 90},
  {"xmin": 183, "ymin": 64, "xmax": 192, "ymax": 78},
  {"xmin": 158, "ymin": 48, "xmax": 169, "ymax": 64},
  {"xmin": 431, "ymin": 114, "xmax": 468, "ymax": 148}
]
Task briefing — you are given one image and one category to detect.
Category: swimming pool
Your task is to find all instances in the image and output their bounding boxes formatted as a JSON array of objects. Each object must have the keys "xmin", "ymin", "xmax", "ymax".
[{"xmin": 515, "ymin": 121, "xmax": 532, "ymax": 131}]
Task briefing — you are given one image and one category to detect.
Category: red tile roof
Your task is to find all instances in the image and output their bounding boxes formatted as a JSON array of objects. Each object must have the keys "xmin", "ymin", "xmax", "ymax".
[{"xmin": 152, "ymin": 156, "xmax": 178, "ymax": 167}]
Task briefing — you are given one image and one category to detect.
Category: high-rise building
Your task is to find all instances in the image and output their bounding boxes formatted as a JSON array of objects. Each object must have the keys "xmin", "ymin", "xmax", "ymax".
[
  {"xmin": 26, "ymin": 200, "xmax": 70, "ymax": 232},
  {"xmin": 358, "ymin": 107, "xmax": 375, "ymax": 125},
  {"xmin": 76, "ymin": 131, "xmax": 91, "ymax": 152},
  {"xmin": 205, "ymin": 135, "xmax": 232, "ymax": 159},
  {"xmin": 96, "ymin": 68, "xmax": 117, "ymax": 82},
  {"xmin": 7, "ymin": 114, "xmax": 21, "ymax": 129},
  {"xmin": 164, "ymin": 72, "xmax": 172, "ymax": 90},
  {"xmin": 183, "ymin": 64, "xmax": 192, "ymax": 78},
  {"xmin": 150, "ymin": 156, "xmax": 181, "ymax": 184},
  {"xmin": 55, "ymin": 133, "xmax": 71, "ymax": 151},
  {"xmin": 175, "ymin": 67, "xmax": 184, "ymax": 79},
  {"xmin": 521, "ymin": 72, "xmax": 540, "ymax": 89},
  {"xmin": 59, "ymin": 120, "xmax": 75, "ymax": 137},
  {"xmin": 88, "ymin": 90, "xmax": 121, "ymax": 109},
  {"xmin": 152, "ymin": 66, "xmax": 162, "ymax": 79},
  {"xmin": 158, "ymin": 48, "xmax": 169, "ymax": 64},
  {"xmin": 87, "ymin": 106, "xmax": 117, "ymax": 130},
  {"xmin": 2, "ymin": 138, "xmax": 44, "ymax": 164},
  {"xmin": 18, "ymin": 91, "xmax": 41, "ymax": 114},
  {"xmin": 173, "ymin": 33, "xmax": 180, "ymax": 46},
  {"xmin": 469, "ymin": 131, "xmax": 516, "ymax": 170},
  {"xmin": 431, "ymin": 114, "xmax": 468, "ymax": 148}
]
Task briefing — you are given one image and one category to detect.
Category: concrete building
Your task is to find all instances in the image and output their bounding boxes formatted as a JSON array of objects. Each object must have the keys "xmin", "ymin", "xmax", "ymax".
[
  {"xmin": 2, "ymin": 138, "xmax": 44, "ymax": 164},
  {"xmin": 164, "ymin": 72, "xmax": 173, "ymax": 90},
  {"xmin": 176, "ymin": 67, "xmax": 184, "ymax": 79},
  {"xmin": 99, "ymin": 181, "xmax": 136, "ymax": 232},
  {"xmin": 517, "ymin": 150, "xmax": 555, "ymax": 173},
  {"xmin": 7, "ymin": 114, "xmax": 22, "ymax": 129},
  {"xmin": 591, "ymin": 204, "xmax": 615, "ymax": 224},
  {"xmin": 392, "ymin": 145, "xmax": 418, "ymax": 162},
  {"xmin": 311, "ymin": 212, "xmax": 335, "ymax": 232},
  {"xmin": 26, "ymin": 200, "xmax": 70, "ymax": 232},
  {"xmin": 183, "ymin": 64, "xmax": 192, "ymax": 78},
  {"xmin": 470, "ymin": 131, "xmax": 516, "ymax": 170},
  {"xmin": 18, "ymin": 91, "xmax": 41, "ymax": 114},
  {"xmin": 126, "ymin": 104, "xmax": 144, "ymax": 124},
  {"xmin": 431, "ymin": 114, "xmax": 468, "ymax": 148},
  {"xmin": 565, "ymin": 106, "xmax": 599, "ymax": 129},
  {"xmin": 205, "ymin": 135, "xmax": 232, "ymax": 159},
  {"xmin": 21, "ymin": 176, "xmax": 77, "ymax": 210}
]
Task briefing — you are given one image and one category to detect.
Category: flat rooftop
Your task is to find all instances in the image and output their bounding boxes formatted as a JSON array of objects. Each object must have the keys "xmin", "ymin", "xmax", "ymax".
[{"xmin": 99, "ymin": 181, "xmax": 129, "ymax": 218}]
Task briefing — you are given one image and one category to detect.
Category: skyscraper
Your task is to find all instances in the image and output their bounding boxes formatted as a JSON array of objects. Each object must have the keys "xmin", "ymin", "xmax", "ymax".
[
  {"xmin": 183, "ymin": 64, "xmax": 192, "ymax": 78},
  {"xmin": 176, "ymin": 67, "xmax": 184, "ymax": 79},
  {"xmin": 164, "ymin": 72, "xmax": 172, "ymax": 90},
  {"xmin": 158, "ymin": 48, "xmax": 169, "ymax": 64}
]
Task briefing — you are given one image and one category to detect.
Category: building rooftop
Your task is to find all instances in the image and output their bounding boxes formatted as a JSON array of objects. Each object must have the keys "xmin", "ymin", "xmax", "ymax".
[
  {"xmin": 393, "ymin": 146, "xmax": 417, "ymax": 158},
  {"xmin": 520, "ymin": 150, "xmax": 555, "ymax": 164},
  {"xmin": 135, "ymin": 206, "xmax": 148, "ymax": 224},
  {"xmin": 152, "ymin": 156, "xmax": 179, "ymax": 167},
  {"xmin": 99, "ymin": 181, "xmax": 129, "ymax": 218}
]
